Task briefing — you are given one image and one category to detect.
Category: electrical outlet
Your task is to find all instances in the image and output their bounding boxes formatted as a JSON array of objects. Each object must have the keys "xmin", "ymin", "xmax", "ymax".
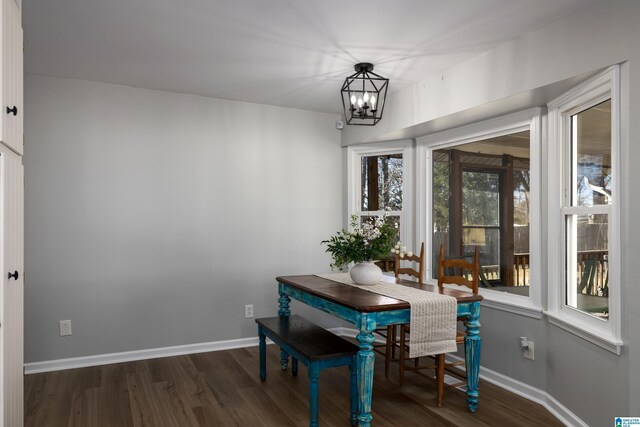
[
  {"xmin": 59, "ymin": 320, "xmax": 72, "ymax": 336},
  {"xmin": 245, "ymin": 304, "xmax": 254, "ymax": 318},
  {"xmin": 523, "ymin": 341, "xmax": 535, "ymax": 360}
]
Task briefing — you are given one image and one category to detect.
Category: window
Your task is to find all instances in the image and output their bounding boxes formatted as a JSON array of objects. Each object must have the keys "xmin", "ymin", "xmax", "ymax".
[
  {"xmin": 547, "ymin": 66, "xmax": 621, "ymax": 353},
  {"xmin": 360, "ymin": 153, "xmax": 403, "ymax": 212},
  {"xmin": 565, "ymin": 99, "xmax": 611, "ymax": 315},
  {"xmin": 432, "ymin": 136, "xmax": 531, "ymax": 293},
  {"xmin": 418, "ymin": 109, "xmax": 542, "ymax": 316},
  {"xmin": 348, "ymin": 141, "xmax": 414, "ymax": 269}
]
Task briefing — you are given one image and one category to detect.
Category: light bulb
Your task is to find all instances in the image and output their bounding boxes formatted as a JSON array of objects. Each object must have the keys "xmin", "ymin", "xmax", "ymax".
[
  {"xmin": 371, "ymin": 95, "xmax": 376, "ymax": 108},
  {"xmin": 357, "ymin": 98, "xmax": 363, "ymax": 108},
  {"xmin": 350, "ymin": 95, "xmax": 356, "ymax": 105},
  {"xmin": 363, "ymin": 92, "xmax": 369, "ymax": 103}
]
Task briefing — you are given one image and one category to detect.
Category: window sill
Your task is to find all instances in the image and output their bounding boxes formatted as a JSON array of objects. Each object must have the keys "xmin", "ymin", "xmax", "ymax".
[
  {"xmin": 479, "ymin": 290, "xmax": 543, "ymax": 319},
  {"xmin": 544, "ymin": 311, "xmax": 622, "ymax": 355},
  {"xmin": 439, "ymin": 283, "xmax": 542, "ymax": 318}
]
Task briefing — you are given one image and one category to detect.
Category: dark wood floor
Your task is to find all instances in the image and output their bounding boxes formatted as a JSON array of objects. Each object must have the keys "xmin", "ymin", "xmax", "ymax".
[{"xmin": 25, "ymin": 345, "xmax": 562, "ymax": 426}]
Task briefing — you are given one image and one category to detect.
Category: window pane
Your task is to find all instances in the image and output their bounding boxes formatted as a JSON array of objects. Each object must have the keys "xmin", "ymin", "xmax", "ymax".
[
  {"xmin": 572, "ymin": 99, "xmax": 612, "ymax": 206},
  {"xmin": 462, "ymin": 171, "xmax": 500, "ymax": 227},
  {"xmin": 360, "ymin": 215, "xmax": 400, "ymax": 234},
  {"xmin": 431, "ymin": 130, "xmax": 531, "ymax": 296},
  {"xmin": 432, "ymin": 152, "xmax": 450, "ymax": 275},
  {"xmin": 463, "ymin": 227, "xmax": 500, "ymax": 281},
  {"xmin": 514, "ymin": 166, "xmax": 531, "ymax": 287},
  {"xmin": 361, "ymin": 154, "xmax": 403, "ymax": 211},
  {"xmin": 565, "ymin": 214, "xmax": 609, "ymax": 319},
  {"xmin": 462, "ymin": 171, "xmax": 501, "ymax": 281}
]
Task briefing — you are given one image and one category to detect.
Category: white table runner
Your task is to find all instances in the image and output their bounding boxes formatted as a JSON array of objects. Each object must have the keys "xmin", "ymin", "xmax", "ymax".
[{"xmin": 316, "ymin": 273, "xmax": 457, "ymax": 358}]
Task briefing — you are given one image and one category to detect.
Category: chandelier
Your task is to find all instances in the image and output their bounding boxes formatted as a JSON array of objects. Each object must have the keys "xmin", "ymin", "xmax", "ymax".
[{"xmin": 341, "ymin": 63, "xmax": 389, "ymax": 126}]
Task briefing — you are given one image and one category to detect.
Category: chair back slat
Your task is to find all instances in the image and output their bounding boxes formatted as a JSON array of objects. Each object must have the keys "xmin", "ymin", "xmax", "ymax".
[
  {"xmin": 394, "ymin": 242, "xmax": 425, "ymax": 283},
  {"xmin": 396, "ymin": 268, "xmax": 420, "ymax": 280},
  {"xmin": 441, "ymin": 259, "xmax": 471, "ymax": 269}
]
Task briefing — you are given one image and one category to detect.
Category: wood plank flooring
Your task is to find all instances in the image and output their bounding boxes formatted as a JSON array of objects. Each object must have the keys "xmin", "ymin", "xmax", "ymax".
[{"xmin": 25, "ymin": 345, "xmax": 563, "ymax": 426}]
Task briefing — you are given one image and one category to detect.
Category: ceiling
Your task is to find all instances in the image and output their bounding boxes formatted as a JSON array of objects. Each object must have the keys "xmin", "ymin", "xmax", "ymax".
[{"xmin": 23, "ymin": 0, "xmax": 601, "ymax": 115}]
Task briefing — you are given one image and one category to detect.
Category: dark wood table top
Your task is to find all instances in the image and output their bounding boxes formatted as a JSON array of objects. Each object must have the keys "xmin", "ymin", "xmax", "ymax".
[{"xmin": 277, "ymin": 274, "xmax": 483, "ymax": 313}]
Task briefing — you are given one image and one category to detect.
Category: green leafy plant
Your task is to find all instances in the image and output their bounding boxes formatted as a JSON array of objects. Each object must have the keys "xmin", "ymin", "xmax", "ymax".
[{"xmin": 322, "ymin": 213, "xmax": 398, "ymax": 270}]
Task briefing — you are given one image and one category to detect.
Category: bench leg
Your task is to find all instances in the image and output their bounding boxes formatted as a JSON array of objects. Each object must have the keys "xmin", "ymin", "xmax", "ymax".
[
  {"xmin": 258, "ymin": 326, "xmax": 267, "ymax": 381},
  {"xmin": 292, "ymin": 357, "xmax": 299, "ymax": 377},
  {"xmin": 309, "ymin": 362, "xmax": 320, "ymax": 427},
  {"xmin": 349, "ymin": 356, "xmax": 358, "ymax": 426},
  {"xmin": 280, "ymin": 349, "xmax": 290, "ymax": 370}
]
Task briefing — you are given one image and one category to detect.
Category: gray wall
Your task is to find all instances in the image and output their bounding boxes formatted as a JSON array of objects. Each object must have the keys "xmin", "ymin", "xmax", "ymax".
[
  {"xmin": 24, "ymin": 75, "xmax": 343, "ymax": 362},
  {"xmin": 343, "ymin": 0, "xmax": 639, "ymax": 425}
]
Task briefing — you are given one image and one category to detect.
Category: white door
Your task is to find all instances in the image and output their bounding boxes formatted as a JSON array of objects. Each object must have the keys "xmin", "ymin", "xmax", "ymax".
[
  {"xmin": 1, "ymin": 0, "xmax": 23, "ymax": 155},
  {"xmin": 0, "ymin": 143, "xmax": 23, "ymax": 427}
]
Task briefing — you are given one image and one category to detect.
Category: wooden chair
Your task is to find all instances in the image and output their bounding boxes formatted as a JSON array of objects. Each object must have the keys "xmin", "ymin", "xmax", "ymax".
[
  {"xmin": 372, "ymin": 242, "xmax": 425, "ymax": 378},
  {"xmin": 398, "ymin": 243, "xmax": 479, "ymax": 407}
]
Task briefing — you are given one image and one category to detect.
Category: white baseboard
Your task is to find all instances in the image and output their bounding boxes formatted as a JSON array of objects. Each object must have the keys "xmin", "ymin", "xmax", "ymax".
[
  {"xmin": 446, "ymin": 354, "xmax": 588, "ymax": 427},
  {"xmin": 24, "ymin": 328, "xmax": 586, "ymax": 427},
  {"xmin": 24, "ymin": 335, "xmax": 262, "ymax": 374},
  {"xmin": 24, "ymin": 327, "xmax": 352, "ymax": 375}
]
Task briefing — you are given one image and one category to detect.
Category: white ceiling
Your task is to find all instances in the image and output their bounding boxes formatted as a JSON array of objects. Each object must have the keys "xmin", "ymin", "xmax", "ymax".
[{"xmin": 23, "ymin": 0, "xmax": 600, "ymax": 115}]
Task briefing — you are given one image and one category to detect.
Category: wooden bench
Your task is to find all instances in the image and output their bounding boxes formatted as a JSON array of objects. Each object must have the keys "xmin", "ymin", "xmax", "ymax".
[{"xmin": 256, "ymin": 315, "xmax": 359, "ymax": 427}]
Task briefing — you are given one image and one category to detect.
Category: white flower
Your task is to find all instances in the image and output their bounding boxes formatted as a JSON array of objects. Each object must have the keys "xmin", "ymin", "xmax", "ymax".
[{"xmin": 407, "ymin": 251, "xmax": 413, "ymax": 257}]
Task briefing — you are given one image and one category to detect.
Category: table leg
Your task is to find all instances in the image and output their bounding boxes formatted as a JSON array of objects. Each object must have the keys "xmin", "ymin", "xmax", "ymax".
[
  {"xmin": 258, "ymin": 326, "xmax": 266, "ymax": 381},
  {"xmin": 356, "ymin": 313, "xmax": 376, "ymax": 427},
  {"xmin": 278, "ymin": 290, "xmax": 291, "ymax": 370},
  {"xmin": 464, "ymin": 301, "xmax": 481, "ymax": 412}
]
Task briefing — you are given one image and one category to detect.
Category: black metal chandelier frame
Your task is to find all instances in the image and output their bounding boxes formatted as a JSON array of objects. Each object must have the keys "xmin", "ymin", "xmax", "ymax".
[{"xmin": 341, "ymin": 63, "xmax": 389, "ymax": 126}]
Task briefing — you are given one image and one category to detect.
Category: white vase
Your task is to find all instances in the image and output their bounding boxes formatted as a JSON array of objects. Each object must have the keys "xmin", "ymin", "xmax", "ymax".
[{"xmin": 349, "ymin": 261, "xmax": 383, "ymax": 285}]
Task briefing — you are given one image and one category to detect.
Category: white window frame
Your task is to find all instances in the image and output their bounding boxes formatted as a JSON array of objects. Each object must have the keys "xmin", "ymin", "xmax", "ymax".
[
  {"xmin": 347, "ymin": 140, "xmax": 414, "ymax": 253},
  {"xmin": 417, "ymin": 108, "xmax": 543, "ymax": 319},
  {"xmin": 546, "ymin": 66, "xmax": 622, "ymax": 354}
]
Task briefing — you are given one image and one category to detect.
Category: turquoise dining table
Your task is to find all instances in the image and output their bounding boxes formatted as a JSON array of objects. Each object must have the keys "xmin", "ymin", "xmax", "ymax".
[{"xmin": 275, "ymin": 274, "xmax": 483, "ymax": 427}]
